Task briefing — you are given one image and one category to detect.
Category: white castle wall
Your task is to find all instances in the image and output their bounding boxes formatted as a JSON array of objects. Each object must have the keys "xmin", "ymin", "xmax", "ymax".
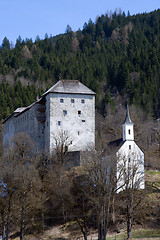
[
  {"xmin": 48, "ymin": 93, "xmax": 95, "ymax": 154},
  {"xmin": 3, "ymin": 91, "xmax": 95, "ymax": 155}
]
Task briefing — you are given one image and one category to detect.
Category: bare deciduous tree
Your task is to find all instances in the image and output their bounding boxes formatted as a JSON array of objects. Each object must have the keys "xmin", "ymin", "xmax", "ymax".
[
  {"xmin": 82, "ymin": 151, "xmax": 119, "ymax": 240},
  {"xmin": 1, "ymin": 133, "xmax": 41, "ymax": 240},
  {"xmin": 51, "ymin": 131, "xmax": 73, "ymax": 167},
  {"xmin": 117, "ymin": 153, "xmax": 144, "ymax": 239}
]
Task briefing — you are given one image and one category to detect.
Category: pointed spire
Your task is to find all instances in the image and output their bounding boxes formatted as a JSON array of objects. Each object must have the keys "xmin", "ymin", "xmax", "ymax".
[{"xmin": 123, "ymin": 104, "xmax": 133, "ymax": 125}]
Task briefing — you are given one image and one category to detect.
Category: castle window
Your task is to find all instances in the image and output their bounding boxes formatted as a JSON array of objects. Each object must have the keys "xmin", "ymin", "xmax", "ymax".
[
  {"xmin": 65, "ymin": 146, "xmax": 68, "ymax": 152},
  {"xmin": 128, "ymin": 158, "xmax": 131, "ymax": 162},
  {"xmin": 60, "ymin": 99, "xmax": 64, "ymax": 103},
  {"xmin": 63, "ymin": 110, "xmax": 67, "ymax": 116},
  {"xmin": 129, "ymin": 145, "xmax": 131, "ymax": 150},
  {"xmin": 128, "ymin": 129, "xmax": 131, "ymax": 135},
  {"xmin": 82, "ymin": 120, "xmax": 85, "ymax": 122},
  {"xmin": 71, "ymin": 99, "xmax": 74, "ymax": 103},
  {"xmin": 81, "ymin": 99, "xmax": 85, "ymax": 103},
  {"xmin": 78, "ymin": 131, "xmax": 80, "ymax": 135},
  {"xmin": 78, "ymin": 110, "xmax": 81, "ymax": 115},
  {"xmin": 58, "ymin": 121, "xmax": 61, "ymax": 126}
]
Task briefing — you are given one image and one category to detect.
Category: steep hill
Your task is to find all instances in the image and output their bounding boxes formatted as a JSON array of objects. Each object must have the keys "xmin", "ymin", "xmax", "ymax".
[{"xmin": 1, "ymin": 9, "xmax": 160, "ymax": 119}]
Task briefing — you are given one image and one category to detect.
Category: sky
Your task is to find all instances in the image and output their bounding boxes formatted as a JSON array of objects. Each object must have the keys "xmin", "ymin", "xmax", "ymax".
[{"xmin": 0, "ymin": 0, "xmax": 159, "ymax": 45}]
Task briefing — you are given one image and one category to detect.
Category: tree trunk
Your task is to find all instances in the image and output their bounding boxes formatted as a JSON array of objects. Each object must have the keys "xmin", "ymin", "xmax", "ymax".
[
  {"xmin": 126, "ymin": 189, "xmax": 133, "ymax": 240},
  {"xmin": 127, "ymin": 217, "xmax": 132, "ymax": 239},
  {"xmin": 20, "ymin": 203, "xmax": 25, "ymax": 240},
  {"xmin": 78, "ymin": 219, "xmax": 88, "ymax": 240},
  {"xmin": 2, "ymin": 224, "xmax": 5, "ymax": 240},
  {"xmin": 41, "ymin": 211, "xmax": 45, "ymax": 234},
  {"xmin": 98, "ymin": 223, "xmax": 102, "ymax": 240},
  {"xmin": 126, "ymin": 203, "xmax": 133, "ymax": 240},
  {"xmin": 1, "ymin": 209, "xmax": 5, "ymax": 240},
  {"xmin": 111, "ymin": 195, "xmax": 116, "ymax": 224},
  {"xmin": 6, "ymin": 195, "xmax": 12, "ymax": 240},
  {"xmin": 83, "ymin": 228, "xmax": 87, "ymax": 240},
  {"xmin": 98, "ymin": 222, "xmax": 107, "ymax": 240}
]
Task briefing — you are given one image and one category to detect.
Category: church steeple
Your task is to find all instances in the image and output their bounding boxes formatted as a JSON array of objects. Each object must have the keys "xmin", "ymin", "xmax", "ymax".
[{"xmin": 123, "ymin": 104, "xmax": 134, "ymax": 141}]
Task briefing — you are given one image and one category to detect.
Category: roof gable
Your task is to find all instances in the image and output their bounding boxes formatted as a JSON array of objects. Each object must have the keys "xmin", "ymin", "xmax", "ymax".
[{"xmin": 117, "ymin": 140, "xmax": 144, "ymax": 155}]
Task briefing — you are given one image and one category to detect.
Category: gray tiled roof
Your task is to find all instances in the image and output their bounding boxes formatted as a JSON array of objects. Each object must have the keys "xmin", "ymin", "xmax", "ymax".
[
  {"xmin": 42, "ymin": 80, "xmax": 96, "ymax": 96},
  {"xmin": 3, "ymin": 80, "xmax": 95, "ymax": 123}
]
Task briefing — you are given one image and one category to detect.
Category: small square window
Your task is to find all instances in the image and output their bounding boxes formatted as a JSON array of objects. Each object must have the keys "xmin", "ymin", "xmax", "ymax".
[
  {"xmin": 82, "ymin": 120, "xmax": 85, "ymax": 122},
  {"xmin": 65, "ymin": 146, "xmax": 68, "ymax": 152},
  {"xmin": 63, "ymin": 110, "xmax": 67, "ymax": 116},
  {"xmin": 71, "ymin": 99, "xmax": 74, "ymax": 103},
  {"xmin": 78, "ymin": 110, "xmax": 81, "ymax": 115},
  {"xmin": 129, "ymin": 145, "xmax": 131, "ymax": 150},
  {"xmin": 81, "ymin": 99, "xmax": 85, "ymax": 103},
  {"xmin": 60, "ymin": 99, "xmax": 64, "ymax": 103},
  {"xmin": 58, "ymin": 121, "xmax": 61, "ymax": 126}
]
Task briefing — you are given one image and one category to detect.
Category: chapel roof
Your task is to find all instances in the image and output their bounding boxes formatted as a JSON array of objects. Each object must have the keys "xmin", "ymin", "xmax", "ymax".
[{"xmin": 101, "ymin": 138, "xmax": 124, "ymax": 156}]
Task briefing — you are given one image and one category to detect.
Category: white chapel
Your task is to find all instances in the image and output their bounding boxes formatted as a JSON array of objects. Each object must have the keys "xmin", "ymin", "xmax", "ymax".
[{"xmin": 116, "ymin": 105, "xmax": 145, "ymax": 191}]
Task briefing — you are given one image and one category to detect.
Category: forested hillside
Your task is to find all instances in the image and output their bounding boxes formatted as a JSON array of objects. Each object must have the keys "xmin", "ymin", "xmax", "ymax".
[{"xmin": 1, "ymin": 9, "xmax": 160, "ymax": 119}]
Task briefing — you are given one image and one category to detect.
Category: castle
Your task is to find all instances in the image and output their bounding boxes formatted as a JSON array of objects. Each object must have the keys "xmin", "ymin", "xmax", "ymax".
[
  {"xmin": 3, "ymin": 80, "xmax": 96, "ymax": 155},
  {"xmin": 3, "ymin": 81, "xmax": 145, "ymax": 189}
]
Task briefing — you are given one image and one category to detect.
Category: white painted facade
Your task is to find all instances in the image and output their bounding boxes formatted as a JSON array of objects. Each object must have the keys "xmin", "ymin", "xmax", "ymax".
[
  {"xmin": 3, "ymin": 80, "xmax": 95, "ymax": 155},
  {"xmin": 47, "ymin": 93, "xmax": 95, "ymax": 154},
  {"xmin": 116, "ymin": 106, "xmax": 145, "ymax": 192}
]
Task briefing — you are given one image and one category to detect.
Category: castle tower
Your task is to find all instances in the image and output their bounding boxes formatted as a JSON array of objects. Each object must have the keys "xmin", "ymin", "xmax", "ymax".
[{"xmin": 123, "ymin": 104, "xmax": 134, "ymax": 141}]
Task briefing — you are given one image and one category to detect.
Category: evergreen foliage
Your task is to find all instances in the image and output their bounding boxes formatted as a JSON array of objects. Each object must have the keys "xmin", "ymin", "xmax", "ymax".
[
  {"xmin": 1, "ymin": 9, "xmax": 160, "ymax": 119},
  {"xmin": 0, "ymin": 81, "xmax": 43, "ymax": 119}
]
